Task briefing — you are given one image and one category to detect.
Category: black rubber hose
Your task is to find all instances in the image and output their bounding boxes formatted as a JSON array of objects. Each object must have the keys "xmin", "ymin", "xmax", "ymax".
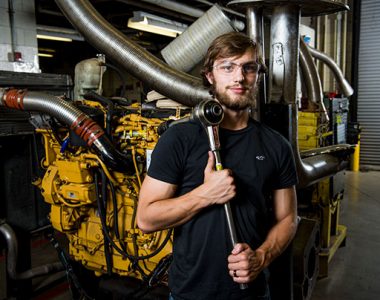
[
  {"xmin": 92, "ymin": 135, "xmax": 133, "ymax": 174},
  {"xmin": 84, "ymin": 91, "xmax": 114, "ymax": 139}
]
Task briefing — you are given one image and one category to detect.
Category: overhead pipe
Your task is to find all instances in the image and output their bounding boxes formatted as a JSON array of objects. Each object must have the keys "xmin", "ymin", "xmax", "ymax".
[
  {"xmin": 307, "ymin": 45, "xmax": 354, "ymax": 97},
  {"xmin": 161, "ymin": 5, "xmax": 236, "ymax": 72},
  {"xmin": 0, "ymin": 88, "xmax": 130, "ymax": 172},
  {"xmin": 55, "ymin": 0, "xmax": 210, "ymax": 107},
  {"xmin": 194, "ymin": 0, "xmax": 245, "ymax": 19},
  {"xmin": 140, "ymin": 0, "xmax": 245, "ymax": 31},
  {"xmin": 0, "ymin": 220, "xmax": 64, "ymax": 280},
  {"xmin": 141, "ymin": 0, "xmax": 205, "ymax": 18}
]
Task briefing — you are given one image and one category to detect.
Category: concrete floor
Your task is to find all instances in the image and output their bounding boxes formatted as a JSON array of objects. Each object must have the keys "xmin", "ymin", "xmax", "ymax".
[
  {"xmin": 18, "ymin": 170, "xmax": 380, "ymax": 299},
  {"xmin": 311, "ymin": 170, "xmax": 380, "ymax": 300}
]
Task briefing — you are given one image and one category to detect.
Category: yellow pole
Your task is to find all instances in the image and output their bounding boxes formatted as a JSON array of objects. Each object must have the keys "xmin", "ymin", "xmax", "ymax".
[{"xmin": 351, "ymin": 134, "xmax": 360, "ymax": 171}]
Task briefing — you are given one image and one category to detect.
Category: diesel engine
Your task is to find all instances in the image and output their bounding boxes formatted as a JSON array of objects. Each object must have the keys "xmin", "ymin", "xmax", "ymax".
[{"xmin": 1, "ymin": 86, "xmax": 189, "ymax": 286}]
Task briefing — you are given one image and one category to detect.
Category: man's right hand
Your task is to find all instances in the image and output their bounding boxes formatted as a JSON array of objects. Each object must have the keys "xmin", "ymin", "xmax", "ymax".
[
  {"xmin": 137, "ymin": 152, "xmax": 236, "ymax": 232},
  {"xmin": 196, "ymin": 151, "xmax": 236, "ymax": 205}
]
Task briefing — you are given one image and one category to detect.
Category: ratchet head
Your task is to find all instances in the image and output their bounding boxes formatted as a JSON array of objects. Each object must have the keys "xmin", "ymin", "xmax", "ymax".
[{"xmin": 192, "ymin": 99, "xmax": 224, "ymax": 127}]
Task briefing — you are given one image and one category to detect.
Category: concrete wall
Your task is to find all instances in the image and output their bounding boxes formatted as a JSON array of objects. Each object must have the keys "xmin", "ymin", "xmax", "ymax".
[{"xmin": 0, "ymin": 0, "xmax": 40, "ymax": 72}]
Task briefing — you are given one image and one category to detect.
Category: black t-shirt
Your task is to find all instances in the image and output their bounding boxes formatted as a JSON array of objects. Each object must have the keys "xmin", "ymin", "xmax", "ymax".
[{"xmin": 148, "ymin": 119, "xmax": 298, "ymax": 300}]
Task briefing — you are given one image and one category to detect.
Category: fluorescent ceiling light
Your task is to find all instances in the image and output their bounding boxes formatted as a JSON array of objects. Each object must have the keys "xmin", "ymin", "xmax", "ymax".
[
  {"xmin": 128, "ymin": 11, "xmax": 188, "ymax": 38},
  {"xmin": 38, "ymin": 48, "xmax": 56, "ymax": 53},
  {"xmin": 37, "ymin": 34, "xmax": 72, "ymax": 42},
  {"xmin": 38, "ymin": 53, "xmax": 54, "ymax": 58},
  {"xmin": 36, "ymin": 25, "xmax": 84, "ymax": 42}
]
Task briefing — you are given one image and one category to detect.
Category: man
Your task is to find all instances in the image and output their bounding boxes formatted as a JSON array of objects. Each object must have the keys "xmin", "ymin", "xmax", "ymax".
[{"xmin": 137, "ymin": 32, "xmax": 298, "ymax": 300}]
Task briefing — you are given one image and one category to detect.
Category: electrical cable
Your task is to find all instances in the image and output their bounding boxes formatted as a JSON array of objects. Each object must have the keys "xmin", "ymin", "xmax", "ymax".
[
  {"xmin": 101, "ymin": 170, "xmax": 113, "ymax": 276},
  {"xmin": 148, "ymin": 254, "xmax": 173, "ymax": 287},
  {"xmin": 94, "ymin": 169, "xmax": 173, "ymax": 261},
  {"xmin": 109, "ymin": 180, "xmax": 120, "ymax": 239}
]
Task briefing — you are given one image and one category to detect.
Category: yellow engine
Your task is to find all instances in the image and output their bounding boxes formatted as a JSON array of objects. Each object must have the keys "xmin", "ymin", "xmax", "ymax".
[{"xmin": 35, "ymin": 100, "xmax": 183, "ymax": 283}]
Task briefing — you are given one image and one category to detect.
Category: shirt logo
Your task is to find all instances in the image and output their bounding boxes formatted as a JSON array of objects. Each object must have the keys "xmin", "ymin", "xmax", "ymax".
[{"xmin": 256, "ymin": 155, "xmax": 266, "ymax": 161}]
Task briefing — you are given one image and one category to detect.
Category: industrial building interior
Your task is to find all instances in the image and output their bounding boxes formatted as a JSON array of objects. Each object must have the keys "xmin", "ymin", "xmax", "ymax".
[{"xmin": 0, "ymin": 0, "xmax": 379, "ymax": 299}]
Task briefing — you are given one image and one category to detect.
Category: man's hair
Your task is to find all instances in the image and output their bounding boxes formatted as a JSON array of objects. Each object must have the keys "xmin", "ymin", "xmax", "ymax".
[{"xmin": 201, "ymin": 32, "xmax": 265, "ymax": 87}]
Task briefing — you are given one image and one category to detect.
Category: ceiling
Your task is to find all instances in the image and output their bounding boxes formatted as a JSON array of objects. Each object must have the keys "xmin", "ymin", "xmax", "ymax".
[{"xmin": 34, "ymin": 0, "xmax": 243, "ymax": 44}]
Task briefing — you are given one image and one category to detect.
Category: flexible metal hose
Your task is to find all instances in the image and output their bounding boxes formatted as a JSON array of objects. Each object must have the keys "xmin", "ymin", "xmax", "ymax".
[
  {"xmin": 55, "ymin": 0, "xmax": 211, "ymax": 107},
  {"xmin": 0, "ymin": 88, "xmax": 130, "ymax": 172},
  {"xmin": 161, "ymin": 5, "xmax": 236, "ymax": 72}
]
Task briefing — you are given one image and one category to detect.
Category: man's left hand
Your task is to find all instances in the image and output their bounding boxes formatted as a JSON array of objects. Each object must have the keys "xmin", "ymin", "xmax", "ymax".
[{"xmin": 227, "ymin": 243, "xmax": 267, "ymax": 283}]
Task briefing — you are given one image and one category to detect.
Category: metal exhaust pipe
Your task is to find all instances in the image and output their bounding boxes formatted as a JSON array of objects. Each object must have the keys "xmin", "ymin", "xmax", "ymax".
[
  {"xmin": 307, "ymin": 45, "xmax": 354, "ymax": 97},
  {"xmin": 299, "ymin": 39, "xmax": 323, "ymax": 105},
  {"xmin": 269, "ymin": 5, "xmax": 351, "ymax": 188},
  {"xmin": 299, "ymin": 38, "xmax": 329, "ymax": 121}
]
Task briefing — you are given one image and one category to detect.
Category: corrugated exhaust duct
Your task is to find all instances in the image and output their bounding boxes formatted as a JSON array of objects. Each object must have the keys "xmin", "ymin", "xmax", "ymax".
[
  {"xmin": 0, "ymin": 88, "xmax": 130, "ymax": 172},
  {"xmin": 161, "ymin": 5, "xmax": 236, "ymax": 72}
]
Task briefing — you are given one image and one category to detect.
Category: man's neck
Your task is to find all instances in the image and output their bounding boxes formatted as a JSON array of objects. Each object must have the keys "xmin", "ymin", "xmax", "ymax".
[{"xmin": 220, "ymin": 108, "xmax": 250, "ymax": 130}]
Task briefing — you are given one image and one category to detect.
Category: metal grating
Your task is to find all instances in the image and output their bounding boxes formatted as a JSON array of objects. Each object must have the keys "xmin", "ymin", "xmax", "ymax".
[{"xmin": 357, "ymin": 1, "xmax": 380, "ymax": 166}]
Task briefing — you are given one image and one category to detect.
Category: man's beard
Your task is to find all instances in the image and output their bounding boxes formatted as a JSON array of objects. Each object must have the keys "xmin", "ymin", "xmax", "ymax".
[{"xmin": 212, "ymin": 84, "xmax": 256, "ymax": 111}]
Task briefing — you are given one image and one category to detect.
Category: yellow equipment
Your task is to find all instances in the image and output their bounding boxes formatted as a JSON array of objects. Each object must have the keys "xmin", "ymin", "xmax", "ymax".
[
  {"xmin": 298, "ymin": 110, "xmax": 347, "ymax": 278},
  {"xmin": 34, "ymin": 99, "xmax": 183, "ymax": 282}
]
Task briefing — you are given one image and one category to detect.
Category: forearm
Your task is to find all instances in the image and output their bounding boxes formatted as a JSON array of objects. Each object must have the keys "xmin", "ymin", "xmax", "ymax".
[
  {"xmin": 137, "ymin": 186, "xmax": 210, "ymax": 233},
  {"xmin": 254, "ymin": 186, "xmax": 298, "ymax": 270},
  {"xmin": 256, "ymin": 214, "xmax": 298, "ymax": 268}
]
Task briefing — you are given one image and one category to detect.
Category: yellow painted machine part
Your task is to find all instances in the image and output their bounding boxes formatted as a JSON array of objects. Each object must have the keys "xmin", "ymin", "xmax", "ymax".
[
  {"xmin": 37, "ymin": 107, "xmax": 175, "ymax": 281},
  {"xmin": 299, "ymin": 110, "xmax": 347, "ymax": 277}
]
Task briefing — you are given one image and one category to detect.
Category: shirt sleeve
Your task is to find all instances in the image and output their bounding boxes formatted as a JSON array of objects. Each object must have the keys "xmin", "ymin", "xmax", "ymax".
[
  {"xmin": 147, "ymin": 126, "xmax": 186, "ymax": 185},
  {"xmin": 273, "ymin": 137, "xmax": 298, "ymax": 189}
]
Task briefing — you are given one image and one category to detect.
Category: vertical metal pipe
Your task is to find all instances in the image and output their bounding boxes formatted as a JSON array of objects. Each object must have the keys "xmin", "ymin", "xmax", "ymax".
[
  {"xmin": 336, "ymin": 12, "xmax": 342, "ymax": 69},
  {"xmin": 269, "ymin": 5, "xmax": 300, "ymax": 104},
  {"xmin": 8, "ymin": 0, "xmax": 16, "ymax": 60},
  {"xmin": 246, "ymin": 7, "xmax": 266, "ymax": 120}
]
